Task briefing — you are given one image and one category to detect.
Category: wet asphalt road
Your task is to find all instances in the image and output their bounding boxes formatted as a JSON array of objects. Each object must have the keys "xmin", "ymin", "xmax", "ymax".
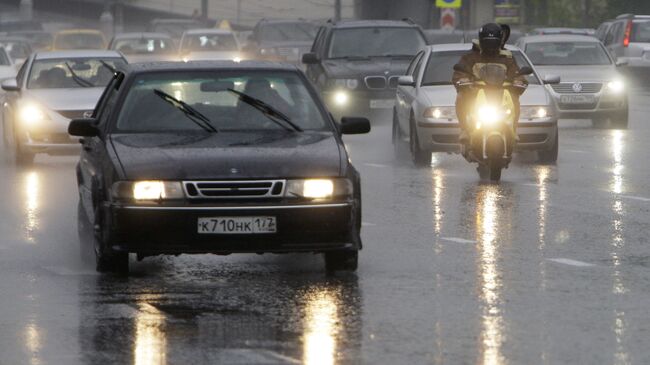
[{"xmin": 2, "ymin": 93, "xmax": 650, "ymax": 365}]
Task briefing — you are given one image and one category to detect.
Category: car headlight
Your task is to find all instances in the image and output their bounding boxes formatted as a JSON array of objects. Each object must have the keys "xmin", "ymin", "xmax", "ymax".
[
  {"xmin": 607, "ymin": 79, "xmax": 624, "ymax": 93},
  {"xmin": 423, "ymin": 106, "xmax": 455, "ymax": 120},
  {"xmin": 329, "ymin": 78, "xmax": 359, "ymax": 90},
  {"xmin": 260, "ymin": 48, "xmax": 276, "ymax": 55},
  {"xmin": 520, "ymin": 106, "xmax": 550, "ymax": 120},
  {"xmin": 112, "ymin": 181, "xmax": 185, "ymax": 201},
  {"xmin": 285, "ymin": 178, "xmax": 352, "ymax": 200},
  {"xmin": 333, "ymin": 90, "xmax": 349, "ymax": 106},
  {"xmin": 19, "ymin": 103, "xmax": 48, "ymax": 126}
]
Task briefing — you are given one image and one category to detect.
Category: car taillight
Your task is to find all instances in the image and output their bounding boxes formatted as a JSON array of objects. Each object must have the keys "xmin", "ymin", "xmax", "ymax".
[{"xmin": 623, "ymin": 20, "xmax": 633, "ymax": 47}]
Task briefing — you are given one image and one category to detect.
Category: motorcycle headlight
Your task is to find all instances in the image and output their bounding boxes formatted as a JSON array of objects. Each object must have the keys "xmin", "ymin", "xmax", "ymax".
[
  {"xmin": 333, "ymin": 90, "xmax": 349, "ymax": 106},
  {"xmin": 477, "ymin": 105, "xmax": 501, "ymax": 125},
  {"xmin": 112, "ymin": 181, "xmax": 185, "ymax": 201},
  {"xmin": 285, "ymin": 178, "xmax": 352, "ymax": 200},
  {"xmin": 520, "ymin": 106, "xmax": 550, "ymax": 120},
  {"xmin": 607, "ymin": 79, "xmax": 624, "ymax": 93},
  {"xmin": 329, "ymin": 78, "xmax": 359, "ymax": 90},
  {"xmin": 19, "ymin": 103, "xmax": 48, "ymax": 126},
  {"xmin": 423, "ymin": 106, "xmax": 455, "ymax": 120}
]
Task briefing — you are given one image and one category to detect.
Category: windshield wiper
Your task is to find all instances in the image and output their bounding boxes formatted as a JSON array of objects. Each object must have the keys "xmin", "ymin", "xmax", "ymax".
[
  {"xmin": 380, "ymin": 54, "xmax": 414, "ymax": 58},
  {"xmin": 153, "ymin": 89, "xmax": 219, "ymax": 133},
  {"xmin": 328, "ymin": 56, "xmax": 370, "ymax": 61},
  {"xmin": 226, "ymin": 88, "xmax": 303, "ymax": 132},
  {"xmin": 99, "ymin": 60, "xmax": 116, "ymax": 74},
  {"xmin": 64, "ymin": 62, "xmax": 94, "ymax": 87}
]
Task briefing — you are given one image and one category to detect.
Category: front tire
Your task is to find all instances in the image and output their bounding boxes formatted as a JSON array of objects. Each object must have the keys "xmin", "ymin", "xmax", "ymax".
[
  {"xmin": 489, "ymin": 162, "xmax": 502, "ymax": 182},
  {"xmin": 324, "ymin": 250, "xmax": 358, "ymax": 272},
  {"xmin": 538, "ymin": 130, "xmax": 559, "ymax": 164},
  {"xmin": 409, "ymin": 118, "xmax": 431, "ymax": 167},
  {"xmin": 392, "ymin": 109, "xmax": 408, "ymax": 159},
  {"xmin": 93, "ymin": 205, "xmax": 129, "ymax": 274}
]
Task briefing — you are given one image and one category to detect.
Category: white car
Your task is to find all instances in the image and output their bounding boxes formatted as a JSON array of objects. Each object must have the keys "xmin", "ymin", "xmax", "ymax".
[
  {"xmin": 179, "ymin": 28, "xmax": 243, "ymax": 62},
  {"xmin": 1, "ymin": 50, "xmax": 127, "ymax": 165},
  {"xmin": 393, "ymin": 44, "xmax": 560, "ymax": 166}
]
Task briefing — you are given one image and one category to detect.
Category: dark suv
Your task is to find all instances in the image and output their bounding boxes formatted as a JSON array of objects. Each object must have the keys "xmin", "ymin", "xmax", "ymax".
[
  {"xmin": 600, "ymin": 14, "xmax": 650, "ymax": 84},
  {"xmin": 302, "ymin": 20, "xmax": 427, "ymax": 120},
  {"xmin": 245, "ymin": 19, "xmax": 319, "ymax": 64}
]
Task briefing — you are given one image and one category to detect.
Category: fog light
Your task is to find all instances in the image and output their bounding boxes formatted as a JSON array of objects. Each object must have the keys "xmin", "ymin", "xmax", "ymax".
[{"xmin": 333, "ymin": 91, "xmax": 348, "ymax": 106}]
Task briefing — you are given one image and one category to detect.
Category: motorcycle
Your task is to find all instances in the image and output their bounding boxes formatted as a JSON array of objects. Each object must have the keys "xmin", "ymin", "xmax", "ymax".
[{"xmin": 454, "ymin": 63, "xmax": 532, "ymax": 182}]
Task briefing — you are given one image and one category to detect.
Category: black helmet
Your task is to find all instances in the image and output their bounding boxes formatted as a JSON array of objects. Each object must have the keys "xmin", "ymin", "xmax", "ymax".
[{"xmin": 478, "ymin": 23, "xmax": 503, "ymax": 54}]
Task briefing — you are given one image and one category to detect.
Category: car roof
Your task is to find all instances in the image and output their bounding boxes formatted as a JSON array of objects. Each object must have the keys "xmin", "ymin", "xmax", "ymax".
[
  {"xmin": 425, "ymin": 43, "xmax": 522, "ymax": 52},
  {"xmin": 518, "ymin": 34, "xmax": 600, "ymax": 43},
  {"xmin": 183, "ymin": 28, "xmax": 233, "ymax": 35},
  {"xmin": 34, "ymin": 50, "xmax": 123, "ymax": 60},
  {"xmin": 56, "ymin": 29, "xmax": 103, "ymax": 35},
  {"xmin": 257, "ymin": 19, "xmax": 315, "ymax": 25},
  {"xmin": 327, "ymin": 20, "xmax": 419, "ymax": 29},
  {"xmin": 112, "ymin": 32, "xmax": 172, "ymax": 40},
  {"xmin": 126, "ymin": 60, "xmax": 297, "ymax": 74}
]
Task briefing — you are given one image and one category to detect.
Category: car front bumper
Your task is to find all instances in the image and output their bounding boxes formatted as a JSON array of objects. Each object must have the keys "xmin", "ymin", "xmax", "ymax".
[
  {"xmin": 322, "ymin": 89, "xmax": 396, "ymax": 121},
  {"xmin": 548, "ymin": 91, "xmax": 627, "ymax": 119},
  {"xmin": 106, "ymin": 201, "xmax": 361, "ymax": 255},
  {"xmin": 416, "ymin": 118, "xmax": 558, "ymax": 153}
]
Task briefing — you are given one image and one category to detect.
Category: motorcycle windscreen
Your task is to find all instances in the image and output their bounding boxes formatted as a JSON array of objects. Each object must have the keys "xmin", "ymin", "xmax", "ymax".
[{"xmin": 472, "ymin": 63, "xmax": 508, "ymax": 86}]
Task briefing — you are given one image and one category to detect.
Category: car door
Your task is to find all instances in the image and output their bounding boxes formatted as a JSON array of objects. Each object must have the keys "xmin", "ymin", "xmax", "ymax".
[
  {"xmin": 605, "ymin": 21, "xmax": 624, "ymax": 58},
  {"xmin": 398, "ymin": 51, "xmax": 425, "ymax": 133},
  {"xmin": 78, "ymin": 74, "xmax": 122, "ymax": 222}
]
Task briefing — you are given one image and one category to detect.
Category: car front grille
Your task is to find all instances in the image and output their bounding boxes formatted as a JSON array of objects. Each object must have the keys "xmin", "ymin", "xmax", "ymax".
[
  {"xmin": 184, "ymin": 180, "xmax": 285, "ymax": 199},
  {"xmin": 551, "ymin": 83, "xmax": 602, "ymax": 94},
  {"xmin": 388, "ymin": 76, "xmax": 400, "ymax": 88},
  {"xmin": 56, "ymin": 110, "xmax": 93, "ymax": 119},
  {"xmin": 558, "ymin": 102, "xmax": 598, "ymax": 110},
  {"xmin": 364, "ymin": 76, "xmax": 387, "ymax": 89}
]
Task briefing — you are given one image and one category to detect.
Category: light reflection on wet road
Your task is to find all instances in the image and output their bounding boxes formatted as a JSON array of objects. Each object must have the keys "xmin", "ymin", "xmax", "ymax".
[{"xmin": 2, "ymin": 96, "xmax": 650, "ymax": 364}]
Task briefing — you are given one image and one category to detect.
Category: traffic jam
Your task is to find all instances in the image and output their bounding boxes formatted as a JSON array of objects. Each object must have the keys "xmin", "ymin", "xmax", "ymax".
[{"xmin": 1, "ymin": 1, "xmax": 650, "ymax": 364}]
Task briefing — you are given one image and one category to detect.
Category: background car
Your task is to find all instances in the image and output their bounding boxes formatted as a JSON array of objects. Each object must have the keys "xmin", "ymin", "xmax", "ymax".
[
  {"xmin": 53, "ymin": 29, "xmax": 107, "ymax": 50},
  {"xmin": 244, "ymin": 19, "xmax": 318, "ymax": 64},
  {"xmin": 179, "ymin": 28, "xmax": 242, "ymax": 62},
  {"xmin": 0, "ymin": 36, "xmax": 33, "ymax": 65},
  {"xmin": 517, "ymin": 34, "xmax": 628, "ymax": 128},
  {"xmin": 148, "ymin": 18, "xmax": 212, "ymax": 42},
  {"xmin": 423, "ymin": 29, "xmax": 465, "ymax": 45},
  {"xmin": 393, "ymin": 44, "xmax": 560, "ymax": 166},
  {"xmin": 600, "ymin": 14, "xmax": 650, "ymax": 86},
  {"xmin": 0, "ymin": 50, "xmax": 127, "ymax": 165},
  {"xmin": 528, "ymin": 27, "xmax": 596, "ymax": 36},
  {"xmin": 303, "ymin": 19, "xmax": 427, "ymax": 120},
  {"xmin": 7, "ymin": 30, "xmax": 53, "ymax": 51},
  {"xmin": 0, "ymin": 47, "xmax": 17, "ymax": 80},
  {"xmin": 108, "ymin": 32, "xmax": 177, "ymax": 63},
  {"xmin": 69, "ymin": 61, "xmax": 370, "ymax": 273}
]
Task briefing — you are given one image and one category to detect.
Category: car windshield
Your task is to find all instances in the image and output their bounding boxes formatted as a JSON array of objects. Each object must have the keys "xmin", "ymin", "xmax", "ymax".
[
  {"xmin": 421, "ymin": 50, "xmax": 540, "ymax": 86},
  {"xmin": 525, "ymin": 42, "xmax": 611, "ymax": 65},
  {"xmin": 113, "ymin": 37, "xmax": 175, "ymax": 55},
  {"xmin": 153, "ymin": 22, "xmax": 203, "ymax": 39},
  {"xmin": 259, "ymin": 22, "xmax": 318, "ymax": 42},
  {"xmin": 116, "ymin": 71, "xmax": 329, "ymax": 132},
  {"xmin": 54, "ymin": 33, "xmax": 105, "ymax": 50},
  {"xmin": 424, "ymin": 31, "xmax": 465, "ymax": 44},
  {"xmin": 632, "ymin": 21, "xmax": 650, "ymax": 43},
  {"xmin": 181, "ymin": 33, "xmax": 238, "ymax": 53},
  {"xmin": 27, "ymin": 58, "xmax": 126, "ymax": 89},
  {"xmin": 0, "ymin": 40, "xmax": 31, "ymax": 60},
  {"xmin": 328, "ymin": 27, "xmax": 426, "ymax": 58}
]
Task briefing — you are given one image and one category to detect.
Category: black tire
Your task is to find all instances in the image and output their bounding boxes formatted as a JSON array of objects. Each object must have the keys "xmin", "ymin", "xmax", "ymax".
[
  {"xmin": 93, "ymin": 206, "xmax": 129, "ymax": 274},
  {"xmin": 77, "ymin": 200, "xmax": 95, "ymax": 261},
  {"xmin": 409, "ymin": 118, "xmax": 431, "ymax": 167},
  {"xmin": 489, "ymin": 163, "xmax": 502, "ymax": 182},
  {"xmin": 477, "ymin": 164, "xmax": 490, "ymax": 180},
  {"xmin": 324, "ymin": 250, "xmax": 358, "ymax": 272},
  {"xmin": 392, "ymin": 110, "xmax": 408, "ymax": 159},
  {"xmin": 538, "ymin": 130, "xmax": 559, "ymax": 164}
]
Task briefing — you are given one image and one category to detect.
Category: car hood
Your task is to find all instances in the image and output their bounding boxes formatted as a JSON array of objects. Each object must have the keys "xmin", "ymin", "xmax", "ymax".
[
  {"xmin": 322, "ymin": 57, "xmax": 411, "ymax": 78},
  {"xmin": 419, "ymin": 84, "xmax": 550, "ymax": 106},
  {"xmin": 533, "ymin": 65, "xmax": 619, "ymax": 83},
  {"xmin": 125, "ymin": 54, "xmax": 179, "ymax": 63},
  {"xmin": 24, "ymin": 88, "xmax": 104, "ymax": 111},
  {"xmin": 110, "ymin": 132, "xmax": 343, "ymax": 180},
  {"xmin": 259, "ymin": 40, "xmax": 313, "ymax": 49}
]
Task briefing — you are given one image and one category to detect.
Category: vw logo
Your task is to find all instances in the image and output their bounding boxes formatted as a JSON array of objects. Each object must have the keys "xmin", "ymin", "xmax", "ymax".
[
  {"xmin": 230, "ymin": 168, "xmax": 239, "ymax": 174},
  {"xmin": 572, "ymin": 83, "xmax": 583, "ymax": 93},
  {"xmin": 83, "ymin": 110, "xmax": 93, "ymax": 118},
  {"xmin": 384, "ymin": 70, "xmax": 390, "ymax": 75}
]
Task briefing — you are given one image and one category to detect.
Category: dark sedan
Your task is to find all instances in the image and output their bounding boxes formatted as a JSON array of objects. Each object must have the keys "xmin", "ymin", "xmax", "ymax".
[{"xmin": 69, "ymin": 61, "xmax": 370, "ymax": 274}]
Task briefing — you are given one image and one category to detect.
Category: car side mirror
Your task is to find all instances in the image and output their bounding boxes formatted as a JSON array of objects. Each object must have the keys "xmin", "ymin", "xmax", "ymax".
[
  {"xmin": 302, "ymin": 52, "xmax": 319, "ymax": 64},
  {"xmin": 397, "ymin": 75, "xmax": 415, "ymax": 86},
  {"xmin": 517, "ymin": 66, "xmax": 534, "ymax": 76},
  {"xmin": 1, "ymin": 78, "xmax": 19, "ymax": 92},
  {"xmin": 68, "ymin": 118, "xmax": 99, "ymax": 137},
  {"xmin": 543, "ymin": 74, "xmax": 561, "ymax": 85},
  {"xmin": 340, "ymin": 117, "xmax": 371, "ymax": 135}
]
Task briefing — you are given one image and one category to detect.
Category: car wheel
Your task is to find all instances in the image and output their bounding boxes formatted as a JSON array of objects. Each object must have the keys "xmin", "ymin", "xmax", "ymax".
[
  {"xmin": 538, "ymin": 130, "xmax": 559, "ymax": 164},
  {"xmin": 324, "ymin": 250, "xmax": 358, "ymax": 272},
  {"xmin": 392, "ymin": 109, "xmax": 408, "ymax": 159},
  {"xmin": 77, "ymin": 200, "xmax": 95, "ymax": 261},
  {"xmin": 409, "ymin": 117, "xmax": 431, "ymax": 167},
  {"xmin": 93, "ymin": 205, "xmax": 129, "ymax": 274},
  {"xmin": 613, "ymin": 108, "xmax": 629, "ymax": 129}
]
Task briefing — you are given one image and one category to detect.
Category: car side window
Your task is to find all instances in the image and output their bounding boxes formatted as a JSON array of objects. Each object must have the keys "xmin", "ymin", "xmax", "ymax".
[
  {"xmin": 406, "ymin": 52, "xmax": 423, "ymax": 76},
  {"xmin": 611, "ymin": 22, "xmax": 623, "ymax": 44}
]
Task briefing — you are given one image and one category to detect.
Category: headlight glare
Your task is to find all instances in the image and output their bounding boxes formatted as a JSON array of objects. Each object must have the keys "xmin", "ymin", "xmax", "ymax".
[
  {"xmin": 20, "ymin": 104, "xmax": 47, "ymax": 125},
  {"xmin": 607, "ymin": 79, "xmax": 624, "ymax": 93},
  {"xmin": 112, "ymin": 181, "xmax": 184, "ymax": 201},
  {"xmin": 477, "ymin": 105, "xmax": 500, "ymax": 125},
  {"xmin": 303, "ymin": 179, "xmax": 334, "ymax": 199},
  {"xmin": 520, "ymin": 106, "xmax": 550, "ymax": 120},
  {"xmin": 333, "ymin": 91, "xmax": 349, "ymax": 106},
  {"xmin": 285, "ymin": 178, "xmax": 352, "ymax": 200},
  {"xmin": 423, "ymin": 106, "xmax": 455, "ymax": 119}
]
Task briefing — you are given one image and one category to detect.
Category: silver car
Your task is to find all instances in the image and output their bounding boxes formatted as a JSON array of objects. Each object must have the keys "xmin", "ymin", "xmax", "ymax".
[
  {"xmin": 1, "ymin": 50, "xmax": 127, "ymax": 164},
  {"xmin": 600, "ymin": 14, "xmax": 650, "ymax": 85},
  {"xmin": 517, "ymin": 35, "xmax": 628, "ymax": 128},
  {"xmin": 179, "ymin": 29, "xmax": 242, "ymax": 62},
  {"xmin": 393, "ymin": 44, "xmax": 559, "ymax": 166}
]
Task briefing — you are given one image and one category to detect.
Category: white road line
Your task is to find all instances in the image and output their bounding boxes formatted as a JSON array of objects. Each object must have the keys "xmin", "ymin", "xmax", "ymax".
[
  {"xmin": 440, "ymin": 237, "xmax": 476, "ymax": 244},
  {"xmin": 362, "ymin": 222, "xmax": 376, "ymax": 227},
  {"xmin": 363, "ymin": 163, "xmax": 390, "ymax": 168},
  {"xmin": 620, "ymin": 195, "xmax": 650, "ymax": 202},
  {"xmin": 565, "ymin": 149, "xmax": 588, "ymax": 154},
  {"xmin": 547, "ymin": 258, "xmax": 595, "ymax": 267},
  {"xmin": 261, "ymin": 350, "xmax": 301, "ymax": 364}
]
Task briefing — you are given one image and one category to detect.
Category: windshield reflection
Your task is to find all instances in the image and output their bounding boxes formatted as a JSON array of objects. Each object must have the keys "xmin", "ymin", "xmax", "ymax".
[
  {"xmin": 302, "ymin": 287, "xmax": 340, "ymax": 365},
  {"xmin": 24, "ymin": 171, "xmax": 39, "ymax": 243},
  {"xmin": 134, "ymin": 299, "xmax": 167, "ymax": 365}
]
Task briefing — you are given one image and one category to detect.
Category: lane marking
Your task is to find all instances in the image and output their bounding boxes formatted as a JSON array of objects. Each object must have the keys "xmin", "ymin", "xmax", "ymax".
[
  {"xmin": 565, "ymin": 149, "xmax": 588, "ymax": 154},
  {"xmin": 547, "ymin": 258, "xmax": 595, "ymax": 267},
  {"xmin": 260, "ymin": 350, "xmax": 301, "ymax": 364},
  {"xmin": 362, "ymin": 222, "xmax": 376, "ymax": 227},
  {"xmin": 440, "ymin": 237, "xmax": 476, "ymax": 244},
  {"xmin": 620, "ymin": 195, "xmax": 650, "ymax": 202},
  {"xmin": 363, "ymin": 163, "xmax": 390, "ymax": 168}
]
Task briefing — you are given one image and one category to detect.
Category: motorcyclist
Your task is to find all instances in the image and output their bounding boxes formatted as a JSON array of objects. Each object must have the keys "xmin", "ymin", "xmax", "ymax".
[{"xmin": 452, "ymin": 23, "xmax": 528, "ymax": 145}]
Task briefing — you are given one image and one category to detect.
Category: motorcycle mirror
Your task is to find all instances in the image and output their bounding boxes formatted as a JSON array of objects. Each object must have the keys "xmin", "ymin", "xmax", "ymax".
[{"xmin": 517, "ymin": 66, "xmax": 533, "ymax": 76}]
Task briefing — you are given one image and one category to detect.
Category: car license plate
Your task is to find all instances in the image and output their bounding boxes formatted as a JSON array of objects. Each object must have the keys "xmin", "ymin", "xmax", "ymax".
[
  {"xmin": 197, "ymin": 217, "xmax": 276, "ymax": 234},
  {"xmin": 370, "ymin": 99, "xmax": 395, "ymax": 109},
  {"xmin": 560, "ymin": 95, "xmax": 596, "ymax": 104}
]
